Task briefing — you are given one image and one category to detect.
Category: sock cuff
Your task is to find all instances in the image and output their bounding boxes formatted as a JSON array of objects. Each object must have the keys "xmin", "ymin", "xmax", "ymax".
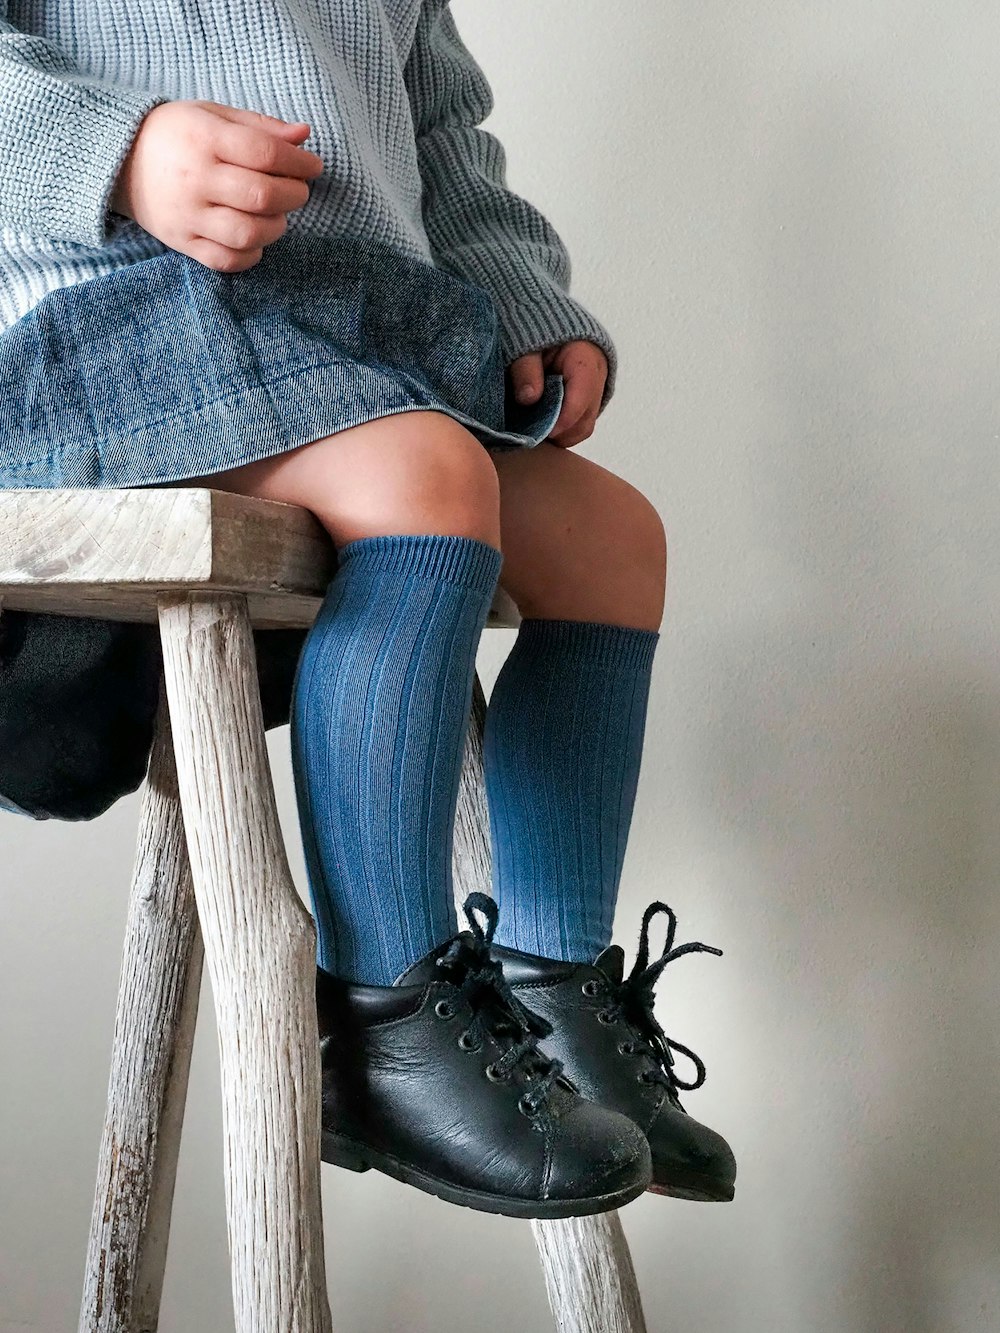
[
  {"xmin": 335, "ymin": 533, "xmax": 503, "ymax": 593},
  {"xmin": 515, "ymin": 617, "xmax": 660, "ymax": 671}
]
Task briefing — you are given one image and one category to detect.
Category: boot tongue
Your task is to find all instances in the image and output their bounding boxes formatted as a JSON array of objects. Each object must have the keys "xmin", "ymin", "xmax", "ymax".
[
  {"xmin": 489, "ymin": 944, "xmax": 578, "ymax": 986},
  {"xmin": 399, "ymin": 938, "xmax": 627, "ymax": 988},
  {"xmin": 394, "ymin": 938, "xmax": 453, "ymax": 991},
  {"xmin": 392, "ymin": 932, "xmax": 474, "ymax": 988},
  {"xmin": 594, "ymin": 944, "xmax": 625, "ymax": 984}
]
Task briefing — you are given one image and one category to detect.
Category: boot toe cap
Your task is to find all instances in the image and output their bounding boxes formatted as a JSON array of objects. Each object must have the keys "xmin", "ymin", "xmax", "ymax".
[
  {"xmin": 543, "ymin": 1100, "xmax": 653, "ymax": 1208},
  {"xmin": 647, "ymin": 1104, "xmax": 737, "ymax": 1201}
]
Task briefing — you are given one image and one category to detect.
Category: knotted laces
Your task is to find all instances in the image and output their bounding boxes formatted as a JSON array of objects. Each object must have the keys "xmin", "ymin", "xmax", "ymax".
[
  {"xmin": 598, "ymin": 901, "xmax": 723, "ymax": 1103},
  {"xmin": 435, "ymin": 892, "xmax": 565, "ymax": 1116}
]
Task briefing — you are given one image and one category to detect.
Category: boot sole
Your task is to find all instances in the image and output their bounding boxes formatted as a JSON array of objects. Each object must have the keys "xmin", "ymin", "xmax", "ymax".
[
  {"xmin": 321, "ymin": 1129, "xmax": 648, "ymax": 1219},
  {"xmin": 648, "ymin": 1170, "xmax": 736, "ymax": 1203}
]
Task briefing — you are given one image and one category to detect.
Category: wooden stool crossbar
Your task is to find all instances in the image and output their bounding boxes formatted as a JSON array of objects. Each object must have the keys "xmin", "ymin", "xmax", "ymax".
[{"xmin": 0, "ymin": 487, "xmax": 647, "ymax": 1333}]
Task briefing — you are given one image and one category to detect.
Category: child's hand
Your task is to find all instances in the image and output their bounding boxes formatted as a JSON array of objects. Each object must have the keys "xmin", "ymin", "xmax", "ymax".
[
  {"xmin": 110, "ymin": 100, "xmax": 325, "ymax": 272},
  {"xmin": 508, "ymin": 340, "xmax": 609, "ymax": 449}
]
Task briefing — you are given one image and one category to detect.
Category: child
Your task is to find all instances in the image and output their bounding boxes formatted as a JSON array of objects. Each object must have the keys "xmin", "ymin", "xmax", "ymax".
[{"xmin": 0, "ymin": 0, "xmax": 735, "ymax": 1215}]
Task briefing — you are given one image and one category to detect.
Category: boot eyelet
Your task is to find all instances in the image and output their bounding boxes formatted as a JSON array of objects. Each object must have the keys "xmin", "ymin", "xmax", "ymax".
[
  {"xmin": 638, "ymin": 1069, "xmax": 655, "ymax": 1084},
  {"xmin": 485, "ymin": 1063, "xmax": 509, "ymax": 1083},
  {"xmin": 581, "ymin": 979, "xmax": 601, "ymax": 997},
  {"xmin": 434, "ymin": 999, "xmax": 455, "ymax": 1020},
  {"xmin": 618, "ymin": 1041, "xmax": 635, "ymax": 1056},
  {"xmin": 518, "ymin": 1094, "xmax": 540, "ymax": 1119},
  {"xmin": 457, "ymin": 1032, "xmax": 481, "ymax": 1052},
  {"xmin": 596, "ymin": 1010, "xmax": 617, "ymax": 1025}
]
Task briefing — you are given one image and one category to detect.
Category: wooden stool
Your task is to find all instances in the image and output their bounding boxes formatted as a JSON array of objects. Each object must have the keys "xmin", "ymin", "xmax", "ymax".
[{"xmin": 0, "ymin": 487, "xmax": 647, "ymax": 1333}]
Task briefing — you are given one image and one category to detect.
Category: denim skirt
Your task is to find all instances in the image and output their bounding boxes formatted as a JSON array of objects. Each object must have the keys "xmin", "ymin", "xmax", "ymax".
[{"xmin": 0, "ymin": 229, "xmax": 566, "ymax": 489}]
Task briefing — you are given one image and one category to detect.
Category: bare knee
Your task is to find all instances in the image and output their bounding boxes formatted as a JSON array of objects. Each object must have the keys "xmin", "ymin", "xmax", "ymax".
[
  {"xmin": 625, "ymin": 485, "xmax": 668, "ymax": 587},
  {"xmin": 173, "ymin": 412, "xmax": 503, "ymax": 549},
  {"xmin": 492, "ymin": 444, "xmax": 667, "ymax": 628},
  {"xmin": 578, "ymin": 465, "xmax": 667, "ymax": 595},
  {"xmin": 609, "ymin": 483, "xmax": 667, "ymax": 627},
  {"xmin": 388, "ymin": 422, "xmax": 502, "ymax": 544},
  {"xmin": 306, "ymin": 418, "xmax": 502, "ymax": 548}
]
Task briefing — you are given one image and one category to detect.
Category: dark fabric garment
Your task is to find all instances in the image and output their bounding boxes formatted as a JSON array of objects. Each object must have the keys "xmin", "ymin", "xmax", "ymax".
[{"xmin": 0, "ymin": 612, "xmax": 307, "ymax": 821}]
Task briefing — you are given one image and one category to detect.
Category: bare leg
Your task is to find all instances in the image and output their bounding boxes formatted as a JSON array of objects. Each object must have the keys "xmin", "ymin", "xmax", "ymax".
[
  {"xmin": 162, "ymin": 410, "xmax": 502, "ymax": 547},
  {"xmin": 161, "ymin": 422, "xmax": 662, "ymax": 628},
  {"xmin": 489, "ymin": 441, "xmax": 666, "ymax": 631}
]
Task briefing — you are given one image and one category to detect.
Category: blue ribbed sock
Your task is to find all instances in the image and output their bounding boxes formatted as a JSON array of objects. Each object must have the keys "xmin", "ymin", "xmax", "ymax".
[
  {"xmin": 289, "ymin": 532, "xmax": 503, "ymax": 984},
  {"xmin": 483, "ymin": 617, "xmax": 660, "ymax": 962}
]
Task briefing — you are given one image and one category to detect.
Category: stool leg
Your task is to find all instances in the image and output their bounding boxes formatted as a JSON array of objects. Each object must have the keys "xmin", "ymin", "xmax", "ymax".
[
  {"xmin": 79, "ymin": 675, "xmax": 204, "ymax": 1333},
  {"xmin": 530, "ymin": 1216, "xmax": 647, "ymax": 1333},
  {"xmin": 156, "ymin": 591, "xmax": 332, "ymax": 1333},
  {"xmin": 453, "ymin": 674, "xmax": 648, "ymax": 1333}
]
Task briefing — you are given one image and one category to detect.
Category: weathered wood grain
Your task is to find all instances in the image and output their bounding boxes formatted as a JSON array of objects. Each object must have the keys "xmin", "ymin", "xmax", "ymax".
[
  {"xmin": 531, "ymin": 1215, "xmax": 648, "ymax": 1333},
  {"xmin": 0, "ymin": 487, "xmax": 519, "ymax": 627},
  {"xmin": 78, "ymin": 681, "xmax": 204, "ymax": 1333},
  {"xmin": 157, "ymin": 591, "xmax": 332, "ymax": 1333}
]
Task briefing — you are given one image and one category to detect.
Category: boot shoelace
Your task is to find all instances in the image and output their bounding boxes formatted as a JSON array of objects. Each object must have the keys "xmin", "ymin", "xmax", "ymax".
[
  {"xmin": 589, "ymin": 901, "xmax": 722, "ymax": 1105},
  {"xmin": 434, "ymin": 892, "xmax": 565, "ymax": 1118}
]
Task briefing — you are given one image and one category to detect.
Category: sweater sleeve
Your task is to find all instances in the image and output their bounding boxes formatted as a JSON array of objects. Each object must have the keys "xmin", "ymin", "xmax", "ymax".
[
  {"xmin": 0, "ymin": 5, "xmax": 166, "ymax": 247},
  {"xmin": 403, "ymin": 1, "xmax": 618, "ymax": 414}
]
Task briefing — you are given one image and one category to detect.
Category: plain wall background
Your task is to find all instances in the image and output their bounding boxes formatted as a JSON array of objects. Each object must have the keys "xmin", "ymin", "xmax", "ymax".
[{"xmin": 4, "ymin": 1, "xmax": 1000, "ymax": 1329}]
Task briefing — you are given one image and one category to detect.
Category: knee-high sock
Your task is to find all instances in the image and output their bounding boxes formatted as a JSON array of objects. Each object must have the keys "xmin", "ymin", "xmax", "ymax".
[
  {"xmin": 290, "ymin": 533, "xmax": 502, "ymax": 984},
  {"xmin": 483, "ymin": 617, "xmax": 659, "ymax": 961}
]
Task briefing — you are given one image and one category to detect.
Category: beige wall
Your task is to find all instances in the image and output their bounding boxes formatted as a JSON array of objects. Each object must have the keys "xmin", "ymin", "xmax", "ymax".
[{"xmin": 4, "ymin": 1, "xmax": 1000, "ymax": 1329}]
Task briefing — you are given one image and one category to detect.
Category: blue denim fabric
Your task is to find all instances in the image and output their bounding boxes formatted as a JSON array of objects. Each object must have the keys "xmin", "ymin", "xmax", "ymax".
[{"xmin": 0, "ymin": 230, "xmax": 566, "ymax": 490}]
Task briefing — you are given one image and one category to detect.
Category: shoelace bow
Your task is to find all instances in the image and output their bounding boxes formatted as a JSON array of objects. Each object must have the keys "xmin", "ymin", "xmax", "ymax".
[
  {"xmin": 599, "ymin": 901, "xmax": 722, "ymax": 1099},
  {"xmin": 436, "ymin": 892, "xmax": 565, "ymax": 1115}
]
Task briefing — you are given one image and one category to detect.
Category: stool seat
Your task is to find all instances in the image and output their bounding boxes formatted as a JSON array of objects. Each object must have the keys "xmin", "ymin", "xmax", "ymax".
[
  {"xmin": 1, "ymin": 484, "xmax": 644, "ymax": 1333},
  {"xmin": 0, "ymin": 486, "xmax": 521, "ymax": 627}
]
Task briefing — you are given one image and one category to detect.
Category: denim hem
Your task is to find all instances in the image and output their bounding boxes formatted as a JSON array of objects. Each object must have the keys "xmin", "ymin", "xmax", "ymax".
[
  {"xmin": 2, "ymin": 362, "xmax": 565, "ymax": 490},
  {"xmin": 0, "ymin": 230, "xmax": 566, "ymax": 490}
]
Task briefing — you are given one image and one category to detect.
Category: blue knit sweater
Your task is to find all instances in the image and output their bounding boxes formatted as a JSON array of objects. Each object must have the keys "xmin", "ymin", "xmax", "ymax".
[{"xmin": 0, "ymin": 0, "xmax": 617, "ymax": 412}]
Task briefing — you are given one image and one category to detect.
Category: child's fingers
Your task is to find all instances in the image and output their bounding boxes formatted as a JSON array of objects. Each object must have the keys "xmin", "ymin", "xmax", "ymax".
[
  {"xmin": 192, "ymin": 202, "xmax": 290, "ymax": 254},
  {"xmin": 205, "ymin": 102, "xmax": 309, "ymax": 133},
  {"xmin": 545, "ymin": 369, "xmax": 600, "ymax": 448},
  {"xmin": 207, "ymin": 161, "xmax": 312, "ymax": 217},
  {"xmin": 203, "ymin": 103, "xmax": 324, "ymax": 177}
]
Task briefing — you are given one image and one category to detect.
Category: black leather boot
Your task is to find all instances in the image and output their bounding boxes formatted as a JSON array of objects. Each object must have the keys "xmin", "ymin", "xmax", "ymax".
[
  {"xmin": 316, "ymin": 892, "xmax": 652, "ymax": 1219},
  {"xmin": 492, "ymin": 902, "xmax": 737, "ymax": 1203}
]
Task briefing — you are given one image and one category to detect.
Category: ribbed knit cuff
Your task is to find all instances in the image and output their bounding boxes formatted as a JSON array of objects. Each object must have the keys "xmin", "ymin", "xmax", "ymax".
[
  {"xmin": 516, "ymin": 617, "xmax": 659, "ymax": 671},
  {"xmin": 496, "ymin": 296, "xmax": 619, "ymax": 418},
  {"xmin": 26, "ymin": 88, "xmax": 169, "ymax": 246},
  {"xmin": 335, "ymin": 532, "xmax": 503, "ymax": 592}
]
